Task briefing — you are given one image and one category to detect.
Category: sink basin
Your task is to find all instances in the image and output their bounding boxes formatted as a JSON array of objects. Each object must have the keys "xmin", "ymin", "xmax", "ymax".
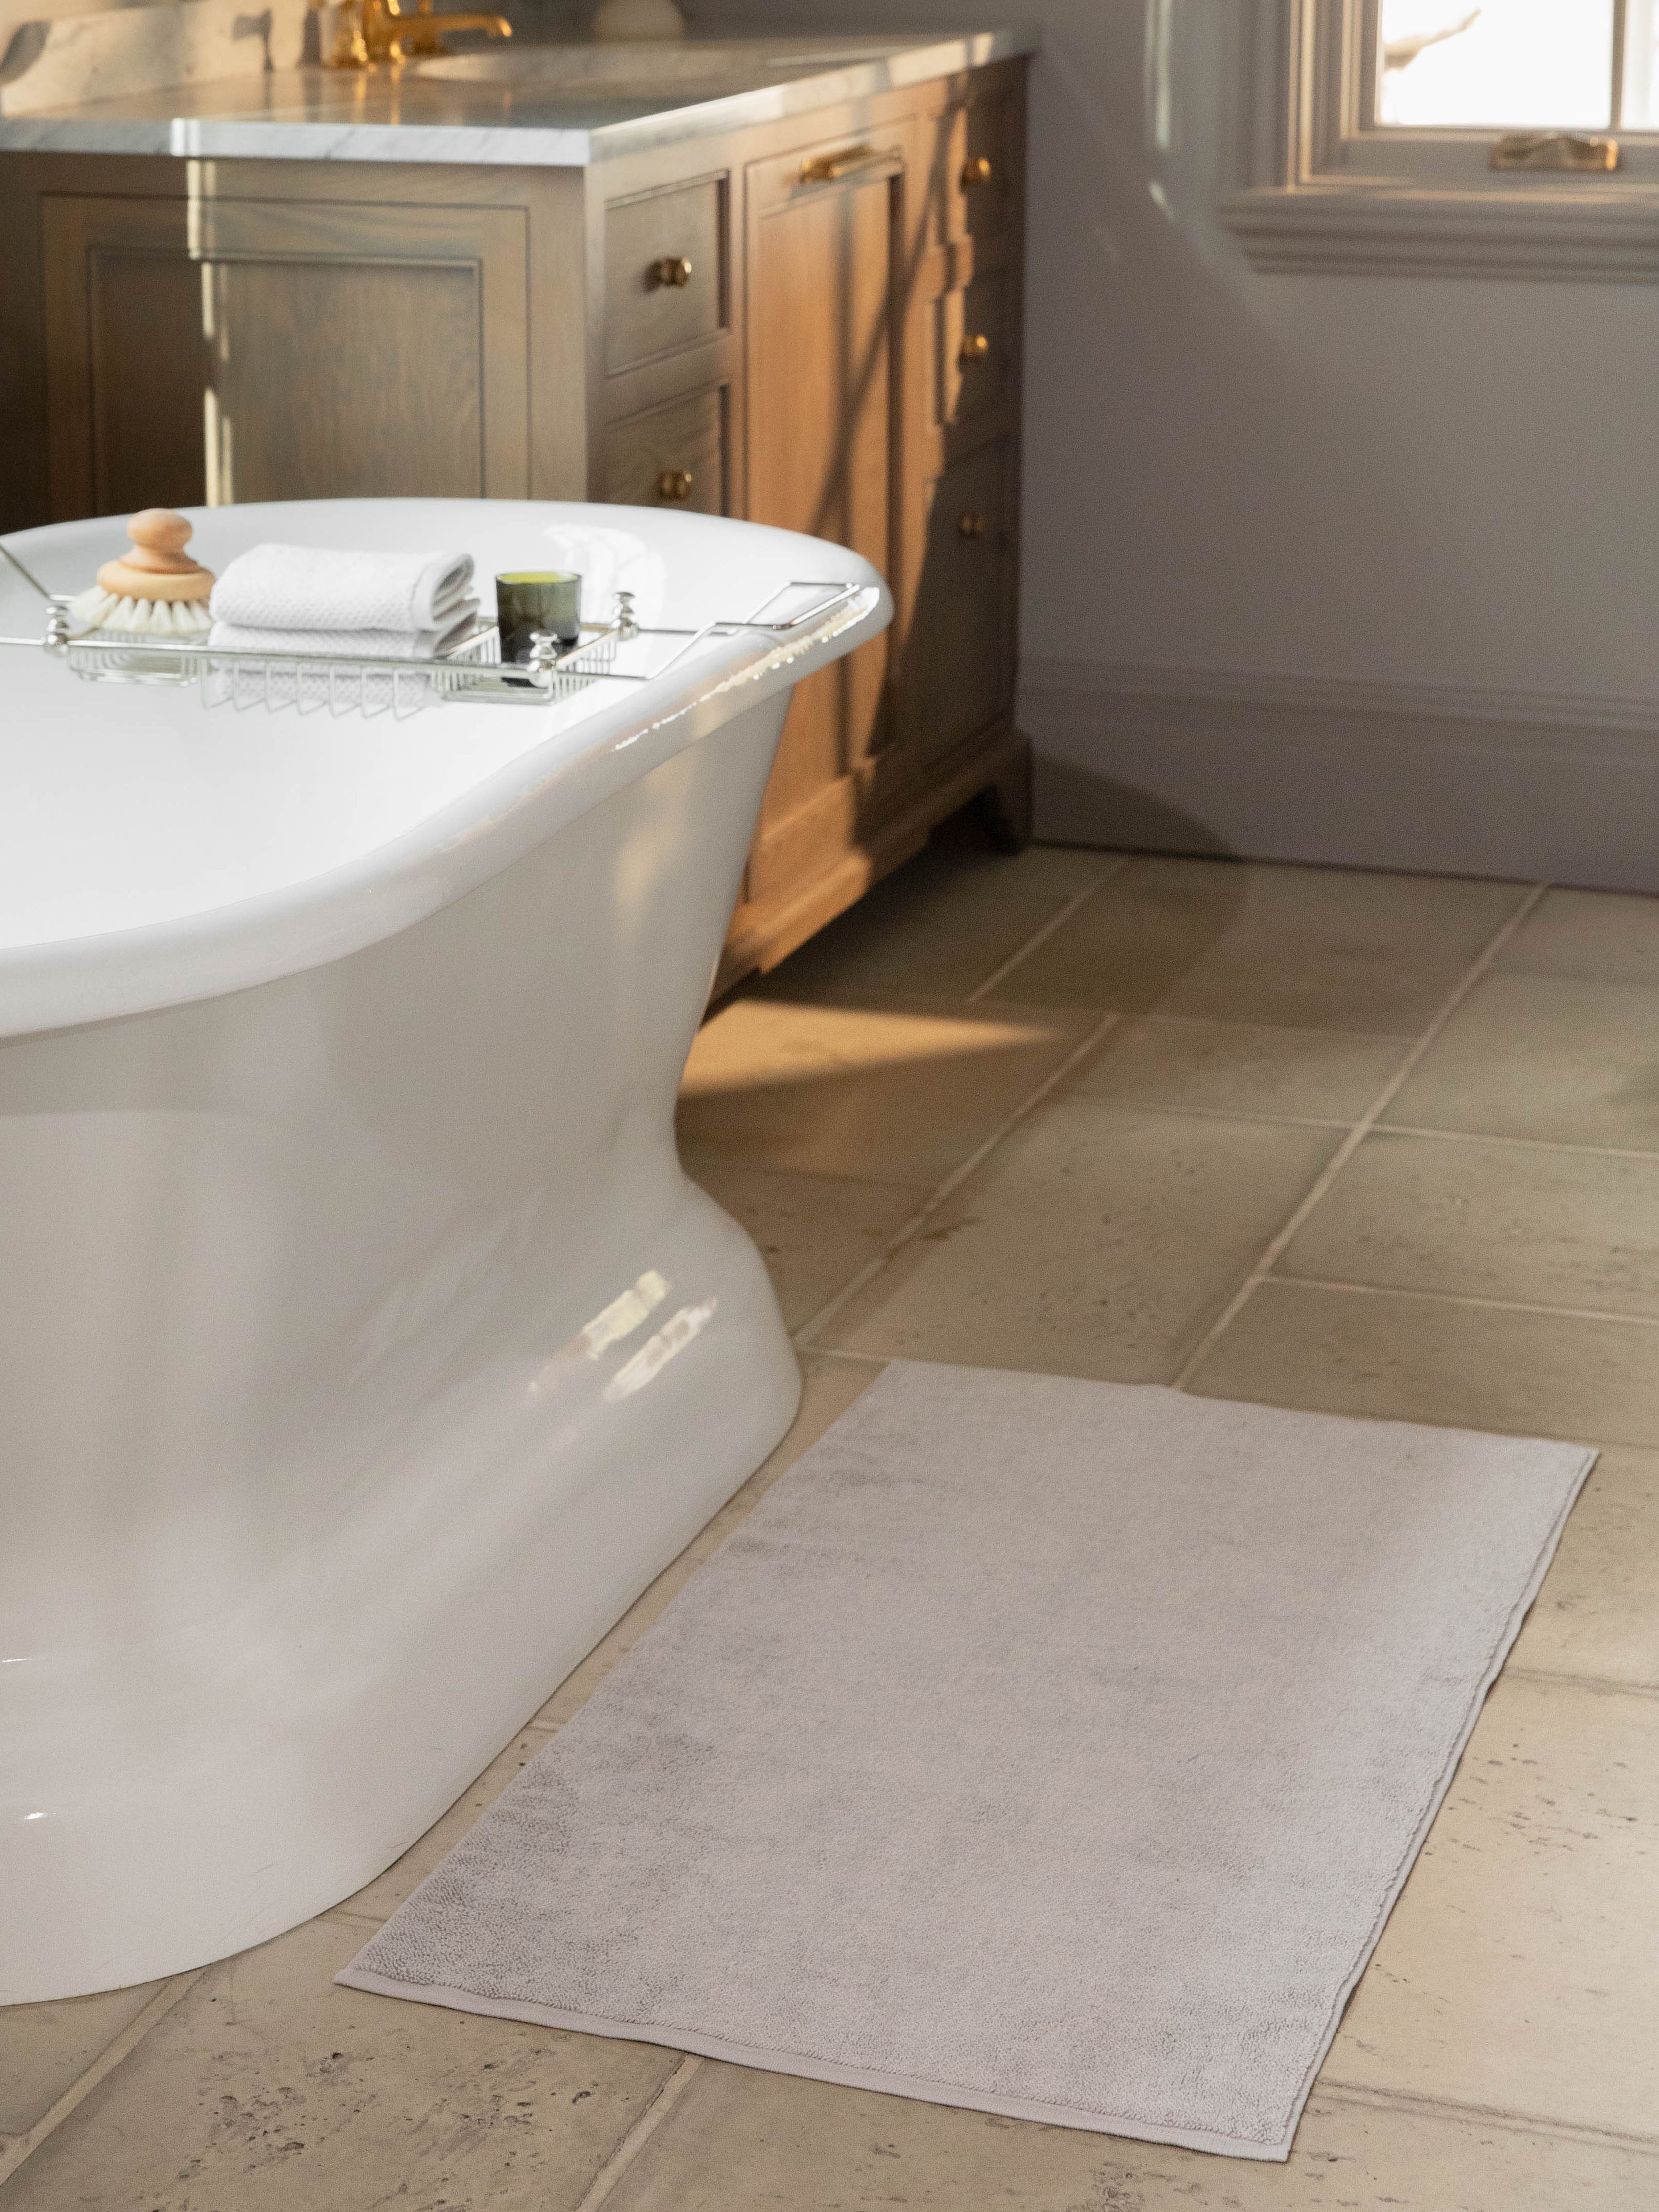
[{"xmin": 410, "ymin": 36, "xmax": 909, "ymax": 95}]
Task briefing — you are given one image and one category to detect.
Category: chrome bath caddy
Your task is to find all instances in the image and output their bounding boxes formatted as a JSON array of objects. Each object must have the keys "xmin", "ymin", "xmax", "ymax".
[{"xmin": 0, "ymin": 543, "xmax": 866, "ymax": 720}]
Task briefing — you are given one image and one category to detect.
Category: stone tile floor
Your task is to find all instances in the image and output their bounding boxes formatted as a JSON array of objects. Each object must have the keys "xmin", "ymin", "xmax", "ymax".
[{"xmin": 5, "ymin": 839, "xmax": 1659, "ymax": 2209}]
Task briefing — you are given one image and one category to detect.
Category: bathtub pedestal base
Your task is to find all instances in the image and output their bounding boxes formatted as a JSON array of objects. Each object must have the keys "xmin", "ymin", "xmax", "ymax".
[
  {"xmin": 8, "ymin": 1178, "xmax": 798, "ymax": 2003},
  {"xmin": 0, "ymin": 617, "xmax": 839, "ymax": 2000}
]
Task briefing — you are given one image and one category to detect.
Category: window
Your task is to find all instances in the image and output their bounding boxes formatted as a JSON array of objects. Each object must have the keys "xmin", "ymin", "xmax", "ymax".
[
  {"xmin": 1381, "ymin": 3, "xmax": 1619, "ymax": 132},
  {"xmin": 1224, "ymin": 1, "xmax": 1659, "ymax": 278}
]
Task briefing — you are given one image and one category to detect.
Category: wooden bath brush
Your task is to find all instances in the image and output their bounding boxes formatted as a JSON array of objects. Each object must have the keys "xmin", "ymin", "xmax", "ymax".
[{"xmin": 68, "ymin": 508, "xmax": 216, "ymax": 638}]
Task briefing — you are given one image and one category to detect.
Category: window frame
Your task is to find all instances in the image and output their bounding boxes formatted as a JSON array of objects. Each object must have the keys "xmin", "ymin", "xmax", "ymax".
[{"xmin": 1223, "ymin": 0, "xmax": 1659, "ymax": 279}]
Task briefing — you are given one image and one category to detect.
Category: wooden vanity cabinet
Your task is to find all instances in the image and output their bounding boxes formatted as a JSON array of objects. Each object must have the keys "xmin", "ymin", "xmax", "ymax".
[
  {"xmin": 588, "ymin": 62, "xmax": 1030, "ymax": 983},
  {"xmin": 0, "ymin": 55, "xmax": 1028, "ymax": 983}
]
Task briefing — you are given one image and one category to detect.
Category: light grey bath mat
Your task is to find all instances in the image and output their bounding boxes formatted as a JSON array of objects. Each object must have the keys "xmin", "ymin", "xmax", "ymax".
[{"xmin": 339, "ymin": 1362, "xmax": 1594, "ymax": 2161}]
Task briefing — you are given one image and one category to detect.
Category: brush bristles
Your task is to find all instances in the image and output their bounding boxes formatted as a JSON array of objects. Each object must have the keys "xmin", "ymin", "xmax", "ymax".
[{"xmin": 67, "ymin": 585, "xmax": 214, "ymax": 639}]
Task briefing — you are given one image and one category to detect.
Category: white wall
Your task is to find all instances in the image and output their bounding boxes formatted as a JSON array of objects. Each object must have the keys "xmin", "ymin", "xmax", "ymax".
[{"xmin": 714, "ymin": 0, "xmax": 1659, "ymax": 885}]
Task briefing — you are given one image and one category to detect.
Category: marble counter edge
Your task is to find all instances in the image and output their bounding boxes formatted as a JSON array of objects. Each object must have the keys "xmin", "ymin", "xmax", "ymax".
[
  {"xmin": 0, "ymin": 115, "xmax": 601, "ymax": 163},
  {"xmin": 0, "ymin": 27, "xmax": 1039, "ymax": 166}
]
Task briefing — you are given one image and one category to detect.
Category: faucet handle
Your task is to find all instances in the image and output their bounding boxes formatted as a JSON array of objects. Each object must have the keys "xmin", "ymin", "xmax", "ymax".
[{"xmin": 323, "ymin": 0, "xmax": 370, "ymax": 67}]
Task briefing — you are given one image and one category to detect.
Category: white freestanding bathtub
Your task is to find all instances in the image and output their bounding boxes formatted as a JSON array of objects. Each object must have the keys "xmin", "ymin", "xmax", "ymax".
[{"xmin": 0, "ymin": 498, "xmax": 890, "ymax": 2003}]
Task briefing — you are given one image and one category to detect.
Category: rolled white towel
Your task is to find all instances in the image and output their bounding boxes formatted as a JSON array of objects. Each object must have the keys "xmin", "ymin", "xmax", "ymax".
[{"xmin": 209, "ymin": 545, "xmax": 476, "ymax": 635}]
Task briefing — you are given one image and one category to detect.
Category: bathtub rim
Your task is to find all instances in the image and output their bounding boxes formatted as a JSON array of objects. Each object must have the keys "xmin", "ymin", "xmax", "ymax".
[{"xmin": 0, "ymin": 507, "xmax": 890, "ymax": 1041}]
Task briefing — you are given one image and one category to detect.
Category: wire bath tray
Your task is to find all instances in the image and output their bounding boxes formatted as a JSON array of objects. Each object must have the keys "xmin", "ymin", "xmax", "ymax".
[{"xmin": 0, "ymin": 546, "xmax": 867, "ymax": 721}]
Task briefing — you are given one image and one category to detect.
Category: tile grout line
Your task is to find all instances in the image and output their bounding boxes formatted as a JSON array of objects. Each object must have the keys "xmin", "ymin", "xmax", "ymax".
[
  {"xmin": 1130, "ymin": 1009, "xmax": 1420, "ymax": 1044},
  {"xmin": 1268, "ymin": 1271, "xmax": 1659, "ymax": 1331},
  {"xmin": 0, "ymin": 1969, "xmax": 205, "ymax": 2191},
  {"xmin": 789, "ymin": 1008, "xmax": 1124, "ymax": 1351},
  {"xmin": 1314, "ymin": 2076, "xmax": 1659, "ymax": 2155},
  {"xmin": 1168, "ymin": 883, "xmax": 1553, "ymax": 1391},
  {"xmin": 1502, "ymin": 1666, "xmax": 1659, "ymax": 1700},
  {"xmin": 1382, "ymin": 1121, "xmax": 1659, "ymax": 1164},
  {"xmin": 570, "ymin": 2052, "xmax": 704, "ymax": 2212},
  {"xmin": 1069, "ymin": 1101, "xmax": 1357, "ymax": 1132},
  {"xmin": 964, "ymin": 857, "xmax": 1127, "ymax": 1004}
]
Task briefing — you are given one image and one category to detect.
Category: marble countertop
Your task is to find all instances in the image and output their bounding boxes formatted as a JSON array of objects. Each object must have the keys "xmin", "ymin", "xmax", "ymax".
[{"xmin": 0, "ymin": 29, "xmax": 1037, "ymax": 166}]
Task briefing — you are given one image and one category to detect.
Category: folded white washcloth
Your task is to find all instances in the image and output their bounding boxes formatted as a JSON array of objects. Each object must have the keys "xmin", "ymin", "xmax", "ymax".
[
  {"xmin": 209, "ymin": 545, "xmax": 476, "ymax": 635},
  {"xmin": 207, "ymin": 609, "xmax": 479, "ymax": 661}
]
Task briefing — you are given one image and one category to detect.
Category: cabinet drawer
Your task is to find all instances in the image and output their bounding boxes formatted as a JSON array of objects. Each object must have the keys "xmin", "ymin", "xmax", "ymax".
[
  {"xmin": 604, "ymin": 181, "xmax": 725, "ymax": 374},
  {"xmin": 906, "ymin": 440, "xmax": 1015, "ymax": 760},
  {"xmin": 938, "ymin": 94, "xmax": 1019, "ymax": 246},
  {"xmin": 935, "ymin": 264, "xmax": 1014, "ymax": 429},
  {"xmin": 605, "ymin": 385, "xmax": 727, "ymax": 514}
]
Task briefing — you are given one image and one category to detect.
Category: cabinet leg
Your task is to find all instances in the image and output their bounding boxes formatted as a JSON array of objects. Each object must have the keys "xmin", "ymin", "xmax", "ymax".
[{"xmin": 966, "ymin": 738, "xmax": 1032, "ymax": 855}]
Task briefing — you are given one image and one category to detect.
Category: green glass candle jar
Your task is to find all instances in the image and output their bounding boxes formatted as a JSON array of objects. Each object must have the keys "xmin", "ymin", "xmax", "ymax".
[{"xmin": 495, "ymin": 571, "xmax": 581, "ymax": 665}]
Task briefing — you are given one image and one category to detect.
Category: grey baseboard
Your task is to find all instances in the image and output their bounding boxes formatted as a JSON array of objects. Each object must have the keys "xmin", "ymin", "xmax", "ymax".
[{"xmin": 1020, "ymin": 660, "xmax": 1659, "ymax": 891}]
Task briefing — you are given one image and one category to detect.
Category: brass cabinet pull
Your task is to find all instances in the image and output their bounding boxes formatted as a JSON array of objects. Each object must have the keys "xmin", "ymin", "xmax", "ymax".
[
  {"xmin": 799, "ymin": 143, "xmax": 893, "ymax": 184},
  {"xmin": 959, "ymin": 332, "xmax": 991, "ymax": 364},
  {"xmin": 648, "ymin": 255, "xmax": 694, "ymax": 288},
  {"xmin": 956, "ymin": 510, "xmax": 988, "ymax": 539},
  {"xmin": 1490, "ymin": 131, "xmax": 1618, "ymax": 171},
  {"xmin": 656, "ymin": 469, "xmax": 694, "ymax": 501},
  {"xmin": 960, "ymin": 155, "xmax": 994, "ymax": 188}
]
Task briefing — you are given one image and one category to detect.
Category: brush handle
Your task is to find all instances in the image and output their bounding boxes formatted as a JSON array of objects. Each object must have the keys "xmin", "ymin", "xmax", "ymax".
[{"xmin": 97, "ymin": 508, "xmax": 215, "ymax": 603}]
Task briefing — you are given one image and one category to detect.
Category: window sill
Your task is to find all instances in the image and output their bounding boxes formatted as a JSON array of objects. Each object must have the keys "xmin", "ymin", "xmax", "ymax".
[{"xmin": 1221, "ymin": 180, "xmax": 1659, "ymax": 280}]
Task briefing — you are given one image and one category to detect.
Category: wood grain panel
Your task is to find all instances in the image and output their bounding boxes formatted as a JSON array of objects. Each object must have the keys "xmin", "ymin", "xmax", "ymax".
[
  {"xmin": 88, "ymin": 247, "xmax": 209, "ymax": 514},
  {"xmin": 604, "ymin": 178, "xmax": 725, "ymax": 374},
  {"xmin": 41, "ymin": 191, "xmax": 528, "ymax": 517},
  {"xmin": 904, "ymin": 436, "xmax": 1016, "ymax": 762},
  {"xmin": 194, "ymin": 198, "xmax": 529, "ymax": 499},
  {"xmin": 934, "ymin": 261, "xmax": 1014, "ymax": 431},
  {"xmin": 604, "ymin": 384, "xmax": 726, "ymax": 513},
  {"xmin": 209, "ymin": 257, "xmax": 482, "ymax": 501},
  {"xmin": 937, "ymin": 92, "xmax": 1019, "ymax": 247},
  {"xmin": 746, "ymin": 143, "xmax": 899, "ymax": 841}
]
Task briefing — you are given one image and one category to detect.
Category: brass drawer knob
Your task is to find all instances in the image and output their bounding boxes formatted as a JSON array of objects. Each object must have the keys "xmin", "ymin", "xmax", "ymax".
[
  {"xmin": 648, "ymin": 255, "xmax": 693, "ymax": 288},
  {"xmin": 956, "ymin": 510, "xmax": 988, "ymax": 539},
  {"xmin": 657, "ymin": 469, "xmax": 694, "ymax": 501},
  {"xmin": 960, "ymin": 155, "xmax": 994, "ymax": 188},
  {"xmin": 959, "ymin": 331, "xmax": 991, "ymax": 364}
]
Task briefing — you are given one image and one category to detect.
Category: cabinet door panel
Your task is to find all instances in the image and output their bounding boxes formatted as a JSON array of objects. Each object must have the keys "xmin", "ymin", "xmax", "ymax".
[
  {"xmin": 605, "ymin": 385, "xmax": 727, "ymax": 513},
  {"xmin": 43, "ymin": 194, "xmax": 528, "ymax": 519},
  {"xmin": 210, "ymin": 257, "xmax": 484, "ymax": 503},
  {"xmin": 745, "ymin": 143, "xmax": 899, "ymax": 843},
  {"xmin": 905, "ymin": 437, "xmax": 1016, "ymax": 763},
  {"xmin": 934, "ymin": 262, "xmax": 1014, "ymax": 432},
  {"xmin": 85, "ymin": 247, "xmax": 211, "ymax": 515}
]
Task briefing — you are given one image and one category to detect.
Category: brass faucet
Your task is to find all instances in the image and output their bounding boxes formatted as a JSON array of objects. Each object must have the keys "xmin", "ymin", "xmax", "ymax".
[{"xmin": 325, "ymin": 0, "xmax": 512, "ymax": 67}]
